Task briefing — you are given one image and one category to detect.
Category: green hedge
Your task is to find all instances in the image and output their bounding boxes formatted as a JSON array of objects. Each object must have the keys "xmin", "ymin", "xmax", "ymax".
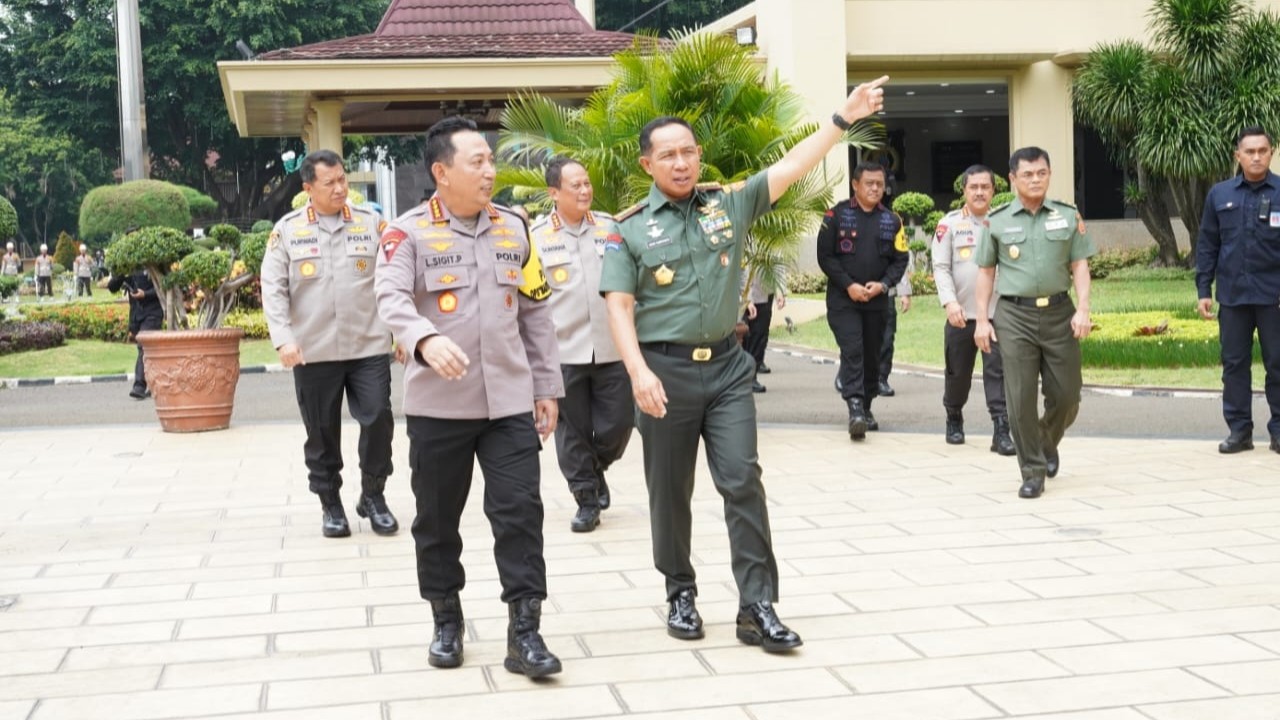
[
  {"xmin": 177, "ymin": 186, "xmax": 218, "ymax": 218},
  {"xmin": 22, "ymin": 303, "xmax": 130, "ymax": 342},
  {"xmin": 79, "ymin": 180, "xmax": 192, "ymax": 244},
  {"xmin": 225, "ymin": 309, "xmax": 269, "ymax": 339}
]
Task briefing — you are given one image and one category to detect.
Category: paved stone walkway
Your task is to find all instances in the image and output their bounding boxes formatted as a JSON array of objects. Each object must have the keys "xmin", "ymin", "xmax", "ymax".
[{"xmin": 1, "ymin": 422, "xmax": 1279, "ymax": 719}]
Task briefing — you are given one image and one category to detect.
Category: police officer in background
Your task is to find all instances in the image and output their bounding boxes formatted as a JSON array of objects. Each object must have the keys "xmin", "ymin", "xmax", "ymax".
[
  {"xmin": 742, "ymin": 269, "xmax": 787, "ymax": 393},
  {"xmin": 108, "ymin": 265, "xmax": 163, "ymax": 399},
  {"xmin": 261, "ymin": 149, "xmax": 400, "ymax": 539},
  {"xmin": 1196, "ymin": 125, "xmax": 1280, "ymax": 455},
  {"xmin": 975, "ymin": 147, "xmax": 1096, "ymax": 499},
  {"xmin": 2, "ymin": 242, "xmax": 19, "ymax": 279},
  {"xmin": 602, "ymin": 76, "xmax": 889, "ymax": 653},
  {"xmin": 933, "ymin": 164, "xmax": 1016, "ymax": 454},
  {"xmin": 817, "ymin": 162, "xmax": 910, "ymax": 440},
  {"xmin": 34, "ymin": 244, "xmax": 53, "ymax": 301},
  {"xmin": 375, "ymin": 117, "xmax": 565, "ymax": 679},
  {"xmin": 532, "ymin": 156, "xmax": 632, "ymax": 533},
  {"xmin": 73, "ymin": 244, "xmax": 94, "ymax": 297}
]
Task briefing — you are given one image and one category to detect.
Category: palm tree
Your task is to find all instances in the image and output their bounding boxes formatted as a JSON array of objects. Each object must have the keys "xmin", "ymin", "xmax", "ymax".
[
  {"xmin": 497, "ymin": 30, "xmax": 882, "ymax": 305},
  {"xmin": 1076, "ymin": 0, "xmax": 1280, "ymax": 262}
]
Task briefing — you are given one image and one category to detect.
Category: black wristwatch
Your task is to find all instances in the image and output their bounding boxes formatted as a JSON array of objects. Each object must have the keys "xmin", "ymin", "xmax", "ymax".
[{"xmin": 831, "ymin": 112, "xmax": 852, "ymax": 131}]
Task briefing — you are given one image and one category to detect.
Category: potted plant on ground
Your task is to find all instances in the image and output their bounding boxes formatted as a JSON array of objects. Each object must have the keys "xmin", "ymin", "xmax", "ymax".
[{"xmin": 105, "ymin": 225, "xmax": 266, "ymax": 432}]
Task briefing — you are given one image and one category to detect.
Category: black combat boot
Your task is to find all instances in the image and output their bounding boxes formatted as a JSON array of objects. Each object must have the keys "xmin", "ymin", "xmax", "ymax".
[
  {"xmin": 945, "ymin": 409, "xmax": 965, "ymax": 445},
  {"xmin": 847, "ymin": 398, "xmax": 868, "ymax": 440},
  {"xmin": 428, "ymin": 596, "xmax": 464, "ymax": 668},
  {"xmin": 319, "ymin": 490, "xmax": 350, "ymax": 538},
  {"xmin": 991, "ymin": 416, "xmax": 1016, "ymax": 456},
  {"xmin": 866, "ymin": 399, "xmax": 879, "ymax": 431},
  {"xmin": 570, "ymin": 489, "xmax": 600, "ymax": 533},
  {"xmin": 597, "ymin": 474, "xmax": 611, "ymax": 510},
  {"xmin": 504, "ymin": 598, "xmax": 562, "ymax": 679},
  {"xmin": 356, "ymin": 493, "xmax": 399, "ymax": 535}
]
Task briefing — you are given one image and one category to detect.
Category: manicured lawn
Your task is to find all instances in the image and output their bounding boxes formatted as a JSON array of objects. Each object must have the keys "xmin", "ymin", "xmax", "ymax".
[
  {"xmin": 0, "ymin": 339, "xmax": 280, "ymax": 379},
  {"xmin": 791, "ymin": 278, "xmax": 1265, "ymax": 391}
]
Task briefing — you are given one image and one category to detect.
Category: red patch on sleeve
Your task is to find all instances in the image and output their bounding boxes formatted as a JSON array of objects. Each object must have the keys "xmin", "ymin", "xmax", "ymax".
[
  {"xmin": 934, "ymin": 223, "xmax": 949, "ymax": 242},
  {"xmin": 824, "ymin": 210, "xmax": 835, "ymax": 217},
  {"xmin": 606, "ymin": 233, "xmax": 623, "ymax": 245},
  {"xmin": 380, "ymin": 228, "xmax": 407, "ymax": 262}
]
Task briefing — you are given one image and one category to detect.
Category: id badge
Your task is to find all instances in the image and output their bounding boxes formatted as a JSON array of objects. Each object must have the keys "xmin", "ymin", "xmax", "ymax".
[{"xmin": 1269, "ymin": 211, "xmax": 1280, "ymax": 228}]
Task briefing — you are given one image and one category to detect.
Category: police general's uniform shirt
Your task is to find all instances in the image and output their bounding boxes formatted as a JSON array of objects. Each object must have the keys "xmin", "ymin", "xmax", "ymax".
[
  {"xmin": 599, "ymin": 172, "xmax": 771, "ymax": 345},
  {"xmin": 374, "ymin": 196, "xmax": 563, "ymax": 420},
  {"xmin": 815, "ymin": 200, "xmax": 910, "ymax": 308},
  {"xmin": 531, "ymin": 209, "xmax": 621, "ymax": 364},
  {"xmin": 933, "ymin": 207, "xmax": 995, "ymax": 319},
  {"xmin": 260, "ymin": 202, "xmax": 391, "ymax": 363},
  {"xmin": 976, "ymin": 198, "xmax": 1096, "ymax": 297},
  {"xmin": 1196, "ymin": 171, "xmax": 1280, "ymax": 306}
]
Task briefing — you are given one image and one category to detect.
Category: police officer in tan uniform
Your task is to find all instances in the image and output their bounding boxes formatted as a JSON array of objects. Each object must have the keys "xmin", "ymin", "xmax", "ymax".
[
  {"xmin": 2, "ymin": 242, "xmax": 20, "ymax": 278},
  {"xmin": 73, "ymin": 244, "xmax": 93, "ymax": 297},
  {"xmin": 261, "ymin": 149, "xmax": 399, "ymax": 539},
  {"xmin": 375, "ymin": 117, "xmax": 565, "ymax": 679},
  {"xmin": 34, "ymin": 244, "xmax": 53, "ymax": 301},
  {"xmin": 531, "ymin": 156, "xmax": 632, "ymax": 533}
]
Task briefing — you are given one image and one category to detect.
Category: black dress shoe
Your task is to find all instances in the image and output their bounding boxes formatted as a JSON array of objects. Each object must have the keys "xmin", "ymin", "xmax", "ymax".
[
  {"xmin": 319, "ymin": 492, "xmax": 351, "ymax": 538},
  {"xmin": 1018, "ymin": 476, "xmax": 1045, "ymax": 499},
  {"xmin": 128, "ymin": 387, "xmax": 150, "ymax": 400},
  {"xmin": 1045, "ymin": 449, "xmax": 1060, "ymax": 479},
  {"xmin": 356, "ymin": 493, "xmax": 399, "ymax": 535},
  {"xmin": 878, "ymin": 380, "xmax": 895, "ymax": 397},
  {"xmin": 597, "ymin": 475, "xmax": 611, "ymax": 510},
  {"xmin": 752, "ymin": 380, "xmax": 767, "ymax": 393},
  {"xmin": 1219, "ymin": 431, "xmax": 1255, "ymax": 454},
  {"xmin": 736, "ymin": 601, "xmax": 803, "ymax": 653},
  {"xmin": 428, "ymin": 596, "xmax": 464, "ymax": 668},
  {"xmin": 757, "ymin": 362, "xmax": 771, "ymax": 374},
  {"xmin": 667, "ymin": 588, "xmax": 704, "ymax": 640}
]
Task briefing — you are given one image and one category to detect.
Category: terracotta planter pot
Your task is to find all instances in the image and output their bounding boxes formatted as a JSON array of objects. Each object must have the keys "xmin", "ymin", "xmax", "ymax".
[{"xmin": 136, "ymin": 328, "xmax": 244, "ymax": 433}]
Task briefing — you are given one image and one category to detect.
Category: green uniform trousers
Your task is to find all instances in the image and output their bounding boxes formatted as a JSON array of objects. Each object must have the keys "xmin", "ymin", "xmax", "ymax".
[
  {"xmin": 995, "ymin": 300, "xmax": 1082, "ymax": 480},
  {"xmin": 636, "ymin": 343, "xmax": 779, "ymax": 604}
]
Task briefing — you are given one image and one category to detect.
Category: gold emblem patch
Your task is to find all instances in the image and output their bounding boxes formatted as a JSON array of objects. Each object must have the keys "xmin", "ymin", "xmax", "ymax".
[
  {"xmin": 428, "ymin": 241, "xmax": 454, "ymax": 252},
  {"xmin": 494, "ymin": 239, "xmax": 519, "ymax": 249},
  {"xmin": 355, "ymin": 258, "xmax": 369, "ymax": 273},
  {"xmin": 719, "ymin": 253, "xmax": 729, "ymax": 267},
  {"xmin": 439, "ymin": 273, "xmax": 457, "ymax": 285},
  {"xmin": 552, "ymin": 267, "xmax": 569, "ymax": 283},
  {"xmin": 300, "ymin": 261, "xmax": 317, "ymax": 278},
  {"xmin": 438, "ymin": 291, "xmax": 458, "ymax": 313},
  {"xmin": 1009, "ymin": 246, "xmax": 1020, "ymax": 260},
  {"xmin": 958, "ymin": 247, "xmax": 972, "ymax": 260},
  {"xmin": 654, "ymin": 264, "xmax": 675, "ymax": 286}
]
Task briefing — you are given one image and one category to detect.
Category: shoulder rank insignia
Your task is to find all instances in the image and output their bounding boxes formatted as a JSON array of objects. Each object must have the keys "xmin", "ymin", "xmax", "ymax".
[{"xmin": 614, "ymin": 201, "xmax": 648, "ymax": 222}]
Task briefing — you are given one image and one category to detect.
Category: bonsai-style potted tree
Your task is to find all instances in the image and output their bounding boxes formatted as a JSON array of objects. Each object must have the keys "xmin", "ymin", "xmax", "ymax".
[{"xmin": 106, "ymin": 225, "xmax": 266, "ymax": 432}]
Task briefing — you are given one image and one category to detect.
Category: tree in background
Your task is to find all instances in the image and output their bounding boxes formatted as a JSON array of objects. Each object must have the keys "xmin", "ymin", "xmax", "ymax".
[
  {"xmin": 53, "ymin": 231, "xmax": 80, "ymax": 271},
  {"xmin": 498, "ymin": 31, "xmax": 881, "ymax": 304},
  {"xmin": 1073, "ymin": 0, "xmax": 1280, "ymax": 262},
  {"xmin": 595, "ymin": 0, "xmax": 752, "ymax": 33},
  {"xmin": 0, "ymin": 0, "xmax": 413, "ymax": 227},
  {"xmin": 0, "ymin": 197, "xmax": 17, "ymax": 245}
]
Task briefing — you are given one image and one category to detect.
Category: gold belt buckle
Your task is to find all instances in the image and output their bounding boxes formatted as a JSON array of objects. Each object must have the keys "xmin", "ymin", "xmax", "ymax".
[
  {"xmin": 692, "ymin": 347, "xmax": 713, "ymax": 362},
  {"xmin": 1035, "ymin": 296, "xmax": 1050, "ymax": 308}
]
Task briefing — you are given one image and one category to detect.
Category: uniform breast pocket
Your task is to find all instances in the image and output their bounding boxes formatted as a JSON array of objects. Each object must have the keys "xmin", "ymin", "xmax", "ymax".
[
  {"xmin": 424, "ymin": 267, "xmax": 475, "ymax": 320},
  {"xmin": 1215, "ymin": 201, "xmax": 1242, "ymax": 230},
  {"xmin": 493, "ymin": 263, "xmax": 523, "ymax": 315},
  {"xmin": 998, "ymin": 232, "xmax": 1026, "ymax": 260},
  {"xmin": 542, "ymin": 253, "xmax": 574, "ymax": 289},
  {"xmin": 953, "ymin": 237, "xmax": 978, "ymax": 262},
  {"xmin": 640, "ymin": 243, "xmax": 686, "ymax": 289},
  {"xmin": 290, "ymin": 257, "xmax": 325, "ymax": 282},
  {"xmin": 1045, "ymin": 228, "xmax": 1072, "ymax": 242}
]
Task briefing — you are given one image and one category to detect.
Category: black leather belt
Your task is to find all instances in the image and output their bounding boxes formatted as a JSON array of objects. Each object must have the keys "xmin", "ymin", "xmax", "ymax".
[
  {"xmin": 1002, "ymin": 292, "xmax": 1069, "ymax": 308},
  {"xmin": 641, "ymin": 336, "xmax": 737, "ymax": 362}
]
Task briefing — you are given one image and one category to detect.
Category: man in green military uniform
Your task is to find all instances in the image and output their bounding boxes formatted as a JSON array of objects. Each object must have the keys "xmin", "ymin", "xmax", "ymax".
[
  {"xmin": 974, "ymin": 147, "xmax": 1096, "ymax": 499},
  {"xmin": 600, "ymin": 76, "xmax": 888, "ymax": 652}
]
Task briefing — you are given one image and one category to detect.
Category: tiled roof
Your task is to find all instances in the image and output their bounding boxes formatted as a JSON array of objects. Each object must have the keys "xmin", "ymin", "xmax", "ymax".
[{"xmin": 259, "ymin": 0, "xmax": 660, "ymax": 60}]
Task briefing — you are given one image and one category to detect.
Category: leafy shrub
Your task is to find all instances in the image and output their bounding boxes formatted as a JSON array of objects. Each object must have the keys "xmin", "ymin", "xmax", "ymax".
[
  {"xmin": 990, "ymin": 192, "xmax": 1015, "ymax": 210},
  {"xmin": 207, "ymin": 224, "xmax": 242, "ymax": 252},
  {"xmin": 909, "ymin": 270, "xmax": 937, "ymax": 296},
  {"xmin": 53, "ymin": 231, "xmax": 79, "ymax": 270},
  {"xmin": 1103, "ymin": 265, "xmax": 1194, "ymax": 282},
  {"xmin": 250, "ymin": 220, "xmax": 273, "ymax": 234},
  {"xmin": 51, "ymin": 262, "xmax": 66, "ymax": 276},
  {"xmin": 177, "ymin": 185, "xmax": 218, "ymax": 218},
  {"xmin": 1090, "ymin": 246, "xmax": 1158, "ymax": 279},
  {"xmin": 23, "ymin": 303, "xmax": 130, "ymax": 341},
  {"xmin": 953, "ymin": 171, "xmax": 1009, "ymax": 195},
  {"xmin": 79, "ymin": 180, "xmax": 192, "ymax": 244},
  {"xmin": 786, "ymin": 271, "xmax": 828, "ymax": 295},
  {"xmin": 0, "ymin": 196, "xmax": 17, "ymax": 242},
  {"xmin": 891, "ymin": 192, "xmax": 934, "ymax": 223},
  {"xmin": 1082, "ymin": 311, "xmax": 1242, "ymax": 368},
  {"xmin": 922, "ymin": 210, "xmax": 946, "ymax": 238},
  {"xmin": 106, "ymin": 226, "xmax": 195, "ymax": 278},
  {"xmin": 0, "ymin": 275, "xmax": 19, "ymax": 300},
  {"xmin": 239, "ymin": 232, "xmax": 268, "ymax": 277},
  {"xmin": 0, "ymin": 320, "xmax": 67, "ymax": 355},
  {"xmin": 224, "ymin": 309, "xmax": 269, "ymax": 339}
]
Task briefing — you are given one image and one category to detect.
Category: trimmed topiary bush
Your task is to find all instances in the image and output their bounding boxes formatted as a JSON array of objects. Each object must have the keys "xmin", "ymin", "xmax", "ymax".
[
  {"xmin": 54, "ymin": 231, "xmax": 81, "ymax": 270},
  {"xmin": 79, "ymin": 180, "xmax": 192, "ymax": 245},
  {"xmin": 990, "ymin": 192, "xmax": 1015, "ymax": 210},
  {"xmin": 0, "ymin": 196, "xmax": 17, "ymax": 242},
  {"xmin": 891, "ymin": 192, "xmax": 935, "ymax": 224},
  {"xmin": 0, "ymin": 275, "xmax": 19, "ymax": 300},
  {"xmin": 250, "ymin": 220, "xmax": 273, "ymax": 234},
  {"xmin": 922, "ymin": 210, "xmax": 946, "ymax": 238},
  {"xmin": 207, "ymin": 224, "xmax": 242, "ymax": 252},
  {"xmin": 176, "ymin": 185, "xmax": 218, "ymax": 219},
  {"xmin": 0, "ymin": 320, "xmax": 67, "ymax": 355}
]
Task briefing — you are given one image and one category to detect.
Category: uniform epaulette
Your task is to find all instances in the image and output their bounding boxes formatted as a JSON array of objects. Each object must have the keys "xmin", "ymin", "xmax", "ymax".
[
  {"xmin": 943, "ymin": 207, "xmax": 966, "ymax": 219},
  {"xmin": 694, "ymin": 182, "xmax": 723, "ymax": 192},
  {"xmin": 990, "ymin": 203, "xmax": 1013, "ymax": 216},
  {"xmin": 1050, "ymin": 198, "xmax": 1077, "ymax": 210},
  {"xmin": 614, "ymin": 202, "xmax": 648, "ymax": 222}
]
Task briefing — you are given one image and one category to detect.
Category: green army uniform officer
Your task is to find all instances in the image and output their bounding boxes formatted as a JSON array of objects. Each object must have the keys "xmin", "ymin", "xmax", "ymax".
[
  {"xmin": 974, "ymin": 146, "xmax": 1096, "ymax": 500},
  {"xmin": 601, "ymin": 74, "xmax": 888, "ymax": 654}
]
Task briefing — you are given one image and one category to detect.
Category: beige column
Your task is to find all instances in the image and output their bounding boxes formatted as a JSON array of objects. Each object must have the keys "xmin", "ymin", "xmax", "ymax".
[
  {"xmin": 301, "ymin": 109, "xmax": 317, "ymax": 150},
  {"xmin": 311, "ymin": 99, "xmax": 345, "ymax": 153},
  {"xmin": 756, "ymin": 0, "xmax": 851, "ymax": 200},
  {"xmin": 575, "ymin": 0, "xmax": 595, "ymax": 28},
  {"xmin": 1009, "ymin": 61, "xmax": 1076, "ymax": 205}
]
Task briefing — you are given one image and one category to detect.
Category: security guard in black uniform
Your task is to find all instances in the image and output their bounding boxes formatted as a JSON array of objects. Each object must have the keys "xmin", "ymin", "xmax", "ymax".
[
  {"xmin": 817, "ymin": 162, "xmax": 909, "ymax": 440},
  {"xmin": 602, "ymin": 76, "xmax": 889, "ymax": 654},
  {"xmin": 1196, "ymin": 125, "xmax": 1280, "ymax": 454}
]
